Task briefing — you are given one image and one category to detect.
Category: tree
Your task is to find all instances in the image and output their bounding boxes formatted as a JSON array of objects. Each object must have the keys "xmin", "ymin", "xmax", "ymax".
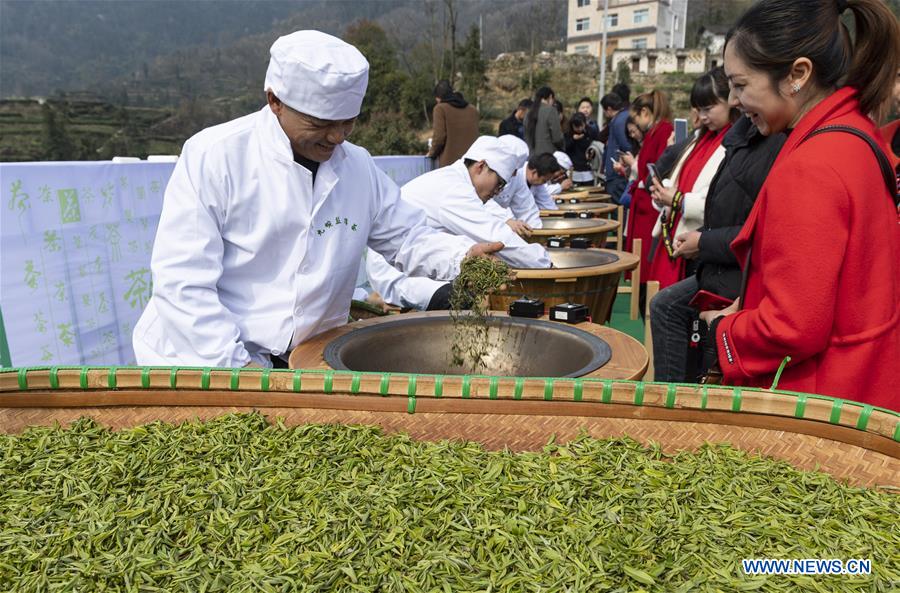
[
  {"xmin": 616, "ymin": 59, "xmax": 631, "ymax": 87},
  {"xmin": 42, "ymin": 103, "xmax": 76, "ymax": 161},
  {"xmin": 456, "ymin": 25, "xmax": 486, "ymax": 105}
]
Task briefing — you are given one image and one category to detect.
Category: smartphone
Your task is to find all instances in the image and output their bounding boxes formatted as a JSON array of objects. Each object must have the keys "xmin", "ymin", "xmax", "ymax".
[
  {"xmin": 674, "ymin": 118, "xmax": 688, "ymax": 144},
  {"xmin": 646, "ymin": 163, "xmax": 661, "ymax": 189},
  {"xmin": 688, "ymin": 290, "xmax": 734, "ymax": 311}
]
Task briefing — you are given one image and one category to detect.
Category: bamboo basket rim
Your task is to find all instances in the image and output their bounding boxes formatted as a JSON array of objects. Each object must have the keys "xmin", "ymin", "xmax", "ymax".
[{"xmin": 2, "ymin": 366, "xmax": 897, "ymax": 449}]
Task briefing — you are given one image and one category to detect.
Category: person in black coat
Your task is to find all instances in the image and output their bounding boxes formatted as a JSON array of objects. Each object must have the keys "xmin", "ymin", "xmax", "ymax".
[
  {"xmin": 649, "ymin": 114, "xmax": 787, "ymax": 382},
  {"xmin": 498, "ymin": 99, "xmax": 532, "ymax": 139}
]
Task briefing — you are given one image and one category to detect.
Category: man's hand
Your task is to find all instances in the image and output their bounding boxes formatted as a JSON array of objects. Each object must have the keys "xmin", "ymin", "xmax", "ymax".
[
  {"xmin": 366, "ymin": 291, "xmax": 401, "ymax": 313},
  {"xmin": 699, "ymin": 298, "xmax": 741, "ymax": 325},
  {"xmin": 506, "ymin": 219, "xmax": 533, "ymax": 237},
  {"xmin": 672, "ymin": 231, "xmax": 701, "ymax": 259},
  {"xmin": 466, "ymin": 241, "xmax": 505, "ymax": 259},
  {"xmin": 620, "ymin": 151, "xmax": 636, "ymax": 168},
  {"xmin": 560, "ymin": 179, "xmax": 574, "ymax": 191}
]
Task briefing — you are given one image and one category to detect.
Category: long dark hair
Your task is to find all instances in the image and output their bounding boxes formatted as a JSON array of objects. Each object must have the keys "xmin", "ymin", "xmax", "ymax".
[
  {"xmin": 726, "ymin": 0, "xmax": 900, "ymax": 121},
  {"xmin": 690, "ymin": 67, "xmax": 741, "ymax": 134},
  {"xmin": 567, "ymin": 112, "xmax": 587, "ymax": 135},
  {"xmin": 525, "ymin": 86, "xmax": 555, "ymax": 148}
]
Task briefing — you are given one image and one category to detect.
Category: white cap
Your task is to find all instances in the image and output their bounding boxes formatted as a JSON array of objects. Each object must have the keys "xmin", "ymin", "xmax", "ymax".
[
  {"xmin": 553, "ymin": 150, "xmax": 573, "ymax": 171},
  {"xmin": 264, "ymin": 30, "xmax": 369, "ymax": 120},
  {"xmin": 498, "ymin": 134, "xmax": 529, "ymax": 169},
  {"xmin": 463, "ymin": 136, "xmax": 518, "ymax": 182}
]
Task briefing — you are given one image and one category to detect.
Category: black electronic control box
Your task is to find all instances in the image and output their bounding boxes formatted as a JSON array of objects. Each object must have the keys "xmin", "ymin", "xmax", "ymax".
[
  {"xmin": 549, "ymin": 302, "xmax": 589, "ymax": 324},
  {"xmin": 563, "ymin": 211, "xmax": 579, "ymax": 218},
  {"xmin": 509, "ymin": 298, "xmax": 545, "ymax": 318},
  {"xmin": 578, "ymin": 211, "xmax": 592, "ymax": 219},
  {"xmin": 547, "ymin": 236, "xmax": 566, "ymax": 248},
  {"xmin": 569, "ymin": 237, "xmax": 592, "ymax": 249}
]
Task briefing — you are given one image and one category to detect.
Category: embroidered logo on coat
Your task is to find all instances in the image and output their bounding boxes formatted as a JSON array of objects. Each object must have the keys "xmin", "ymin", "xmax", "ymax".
[{"xmin": 315, "ymin": 216, "xmax": 358, "ymax": 236}]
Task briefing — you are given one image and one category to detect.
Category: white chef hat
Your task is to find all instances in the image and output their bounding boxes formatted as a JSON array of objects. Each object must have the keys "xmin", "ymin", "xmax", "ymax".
[
  {"xmin": 264, "ymin": 30, "xmax": 369, "ymax": 120},
  {"xmin": 553, "ymin": 150, "xmax": 573, "ymax": 171},
  {"xmin": 497, "ymin": 134, "xmax": 529, "ymax": 169},
  {"xmin": 463, "ymin": 136, "xmax": 518, "ymax": 183}
]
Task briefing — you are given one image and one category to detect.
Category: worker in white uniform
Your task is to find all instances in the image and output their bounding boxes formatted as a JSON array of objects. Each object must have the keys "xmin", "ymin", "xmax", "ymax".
[
  {"xmin": 365, "ymin": 135, "xmax": 552, "ymax": 310},
  {"xmin": 132, "ymin": 30, "xmax": 502, "ymax": 368},
  {"xmin": 401, "ymin": 136, "xmax": 551, "ymax": 270},
  {"xmin": 545, "ymin": 151, "xmax": 574, "ymax": 196},
  {"xmin": 486, "ymin": 135, "xmax": 542, "ymax": 236}
]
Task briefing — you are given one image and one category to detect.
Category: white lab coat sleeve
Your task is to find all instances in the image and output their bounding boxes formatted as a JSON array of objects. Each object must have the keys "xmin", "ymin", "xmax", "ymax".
[
  {"xmin": 145, "ymin": 141, "xmax": 252, "ymax": 367},
  {"xmin": 545, "ymin": 182, "xmax": 562, "ymax": 196},
  {"xmin": 366, "ymin": 165, "xmax": 473, "ymax": 280},
  {"xmin": 365, "ymin": 249, "xmax": 447, "ymax": 310},
  {"xmin": 434, "ymin": 195, "xmax": 551, "ymax": 269},
  {"xmin": 508, "ymin": 184, "xmax": 543, "ymax": 229}
]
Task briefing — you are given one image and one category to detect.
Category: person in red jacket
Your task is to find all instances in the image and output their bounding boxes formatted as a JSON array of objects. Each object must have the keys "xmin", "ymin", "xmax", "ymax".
[
  {"xmin": 702, "ymin": 0, "xmax": 900, "ymax": 411},
  {"xmin": 624, "ymin": 90, "xmax": 674, "ymax": 310}
]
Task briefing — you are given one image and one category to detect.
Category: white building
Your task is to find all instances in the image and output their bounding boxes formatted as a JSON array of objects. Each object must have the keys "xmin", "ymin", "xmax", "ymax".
[{"xmin": 567, "ymin": 0, "xmax": 689, "ymax": 57}]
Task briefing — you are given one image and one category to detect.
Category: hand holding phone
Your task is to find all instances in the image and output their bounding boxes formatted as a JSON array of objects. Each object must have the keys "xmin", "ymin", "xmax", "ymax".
[
  {"xmin": 688, "ymin": 290, "xmax": 734, "ymax": 311},
  {"xmin": 646, "ymin": 163, "xmax": 661, "ymax": 190}
]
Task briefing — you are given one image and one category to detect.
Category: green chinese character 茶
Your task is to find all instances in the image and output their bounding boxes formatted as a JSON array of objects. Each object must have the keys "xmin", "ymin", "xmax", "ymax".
[
  {"xmin": 57, "ymin": 189, "xmax": 81, "ymax": 224},
  {"xmin": 24, "ymin": 260, "xmax": 41, "ymax": 291},
  {"xmin": 57, "ymin": 323, "xmax": 74, "ymax": 346},
  {"xmin": 43, "ymin": 230, "xmax": 62, "ymax": 252},
  {"xmin": 124, "ymin": 268, "xmax": 152, "ymax": 310}
]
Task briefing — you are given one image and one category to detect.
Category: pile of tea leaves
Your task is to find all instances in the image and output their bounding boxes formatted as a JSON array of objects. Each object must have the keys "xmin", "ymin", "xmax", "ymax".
[
  {"xmin": 1, "ymin": 413, "xmax": 897, "ymax": 592},
  {"xmin": 449, "ymin": 256, "xmax": 512, "ymax": 370}
]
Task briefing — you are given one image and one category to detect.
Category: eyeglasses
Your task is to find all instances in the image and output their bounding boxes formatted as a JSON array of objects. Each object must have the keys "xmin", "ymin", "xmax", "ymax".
[{"xmin": 488, "ymin": 166, "xmax": 507, "ymax": 192}]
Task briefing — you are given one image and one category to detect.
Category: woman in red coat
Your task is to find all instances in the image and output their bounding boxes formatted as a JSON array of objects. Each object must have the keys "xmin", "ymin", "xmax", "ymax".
[
  {"xmin": 625, "ymin": 91, "xmax": 674, "ymax": 286},
  {"xmin": 703, "ymin": 0, "xmax": 900, "ymax": 411}
]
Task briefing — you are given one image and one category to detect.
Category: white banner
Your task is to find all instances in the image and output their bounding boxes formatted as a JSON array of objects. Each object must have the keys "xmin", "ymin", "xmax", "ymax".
[{"xmin": 1, "ymin": 155, "xmax": 432, "ymax": 367}]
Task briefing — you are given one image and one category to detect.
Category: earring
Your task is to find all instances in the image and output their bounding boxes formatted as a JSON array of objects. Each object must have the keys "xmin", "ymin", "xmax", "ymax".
[{"xmin": 791, "ymin": 82, "xmax": 801, "ymax": 95}]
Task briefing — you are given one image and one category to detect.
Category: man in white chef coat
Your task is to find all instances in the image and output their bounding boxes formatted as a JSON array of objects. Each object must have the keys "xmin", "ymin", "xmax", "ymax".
[
  {"xmin": 487, "ymin": 135, "xmax": 543, "ymax": 236},
  {"xmin": 400, "ymin": 136, "xmax": 551, "ymax": 270},
  {"xmin": 133, "ymin": 30, "xmax": 501, "ymax": 368}
]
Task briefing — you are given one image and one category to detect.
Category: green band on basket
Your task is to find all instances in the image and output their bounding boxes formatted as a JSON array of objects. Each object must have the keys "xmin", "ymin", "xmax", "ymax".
[
  {"xmin": 829, "ymin": 399, "xmax": 844, "ymax": 424},
  {"xmin": 771, "ymin": 355, "xmax": 792, "ymax": 391},
  {"xmin": 230, "ymin": 368, "xmax": 240, "ymax": 391},
  {"xmin": 633, "ymin": 383, "xmax": 644, "ymax": 406},
  {"xmin": 292, "ymin": 370, "xmax": 302, "ymax": 393},
  {"xmin": 107, "ymin": 367, "xmax": 117, "ymax": 389},
  {"xmin": 260, "ymin": 369, "xmax": 270, "ymax": 392},
  {"xmin": 380, "ymin": 374, "xmax": 390, "ymax": 396},
  {"xmin": 894, "ymin": 422, "xmax": 900, "ymax": 442},
  {"xmin": 855, "ymin": 405, "xmax": 873, "ymax": 431},
  {"xmin": 601, "ymin": 381, "xmax": 612, "ymax": 403},
  {"xmin": 701, "ymin": 385, "xmax": 708, "ymax": 409},
  {"xmin": 407, "ymin": 375, "xmax": 417, "ymax": 397},
  {"xmin": 731, "ymin": 388, "xmax": 742, "ymax": 412},
  {"xmin": 543, "ymin": 379, "xmax": 553, "ymax": 401},
  {"xmin": 169, "ymin": 368, "xmax": 177, "ymax": 389},
  {"xmin": 80, "ymin": 367, "xmax": 89, "ymax": 390},
  {"xmin": 665, "ymin": 384, "xmax": 676, "ymax": 408},
  {"xmin": 141, "ymin": 367, "xmax": 150, "ymax": 389},
  {"xmin": 489, "ymin": 377, "xmax": 498, "ymax": 400},
  {"xmin": 514, "ymin": 377, "xmax": 524, "ymax": 400},
  {"xmin": 462, "ymin": 376, "xmax": 471, "ymax": 398},
  {"xmin": 17, "ymin": 368, "xmax": 27, "ymax": 390},
  {"xmin": 323, "ymin": 371, "xmax": 334, "ymax": 394},
  {"xmin": 49, "ymin": 367, "xmax": 59, "ymax": 390},
  {"xmin": 434, "ymin": 375, "xmax": 443, "ymax": 397},
  {"xmin": 407, "ymin": 396, "xmax": 416, "ymax": 414},
  {"xmin": 200, "ymin": 368, "xmax": 211, "ymax": 391},
  {"xmin": 794, "ymin": 394, "xmax": 808, "ymax": 418},
  {"xmin": 349, "ymin": 373, "xmax": 360, "ymax": 394},
  {"xmin": 573, "ymin": 379, "xmax": 583, "ymax": 402}
]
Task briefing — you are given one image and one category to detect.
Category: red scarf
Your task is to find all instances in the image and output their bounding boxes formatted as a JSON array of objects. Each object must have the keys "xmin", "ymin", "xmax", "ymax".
[{"xmin": 650, "ymin": 124, "xmax": 731, "ymax": 288}]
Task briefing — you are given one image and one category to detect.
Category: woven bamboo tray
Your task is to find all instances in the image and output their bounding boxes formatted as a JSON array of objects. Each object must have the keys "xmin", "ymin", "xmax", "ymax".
[{"xmin": 2, "ymin": 367, "xmax": 897, "ymax": 488}]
